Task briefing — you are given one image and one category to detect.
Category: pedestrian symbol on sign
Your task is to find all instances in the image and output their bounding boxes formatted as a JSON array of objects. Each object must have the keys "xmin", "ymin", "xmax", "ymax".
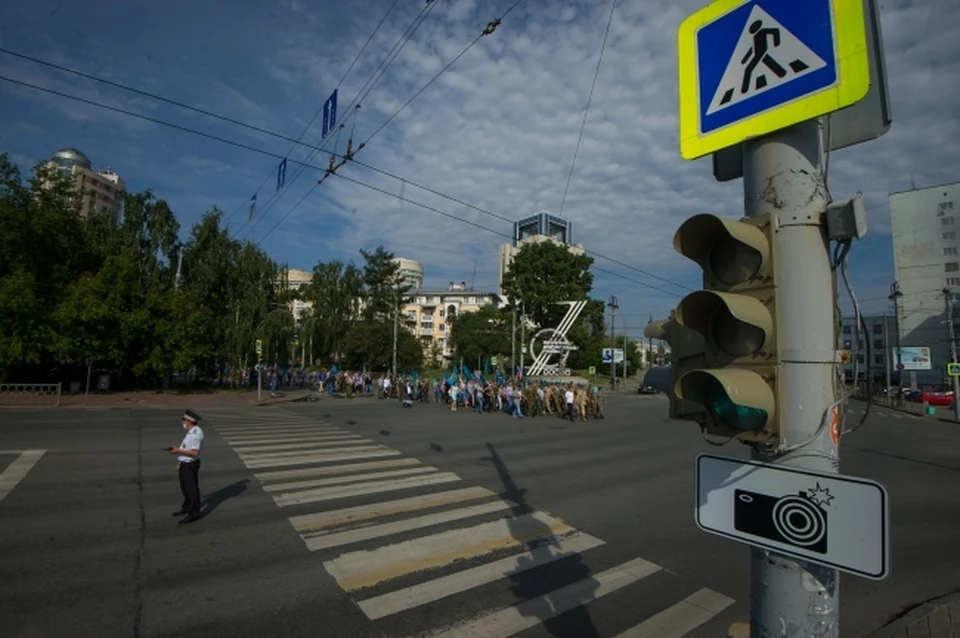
[{"xmin": 707, "ymin": 5, "xmax": 827, "ymax": 115}]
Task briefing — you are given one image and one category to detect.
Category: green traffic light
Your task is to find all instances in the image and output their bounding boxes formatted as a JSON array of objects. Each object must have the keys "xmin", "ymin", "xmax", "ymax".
[{"xmin": 689, "ymin": 377, "xmax": 768, "ymax": 431}]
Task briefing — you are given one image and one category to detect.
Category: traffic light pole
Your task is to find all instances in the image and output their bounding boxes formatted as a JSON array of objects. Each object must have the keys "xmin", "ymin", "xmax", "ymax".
[{"xmin": 742, "ymin": 119, "xmax": 840, "ymax": 637}]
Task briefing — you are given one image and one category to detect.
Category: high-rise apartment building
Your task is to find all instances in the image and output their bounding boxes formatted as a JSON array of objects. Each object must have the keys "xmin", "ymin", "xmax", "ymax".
[
  {"xmin": 45, "ymin": 148, "xmax": 125, "ymax": 224},
  {"xmin": 889, "ymin": 181, "xmax": 960, "ymax": 387},
  {"xmin": 392, "ymin": 257, "xmax": 424, "ymax": 289}
]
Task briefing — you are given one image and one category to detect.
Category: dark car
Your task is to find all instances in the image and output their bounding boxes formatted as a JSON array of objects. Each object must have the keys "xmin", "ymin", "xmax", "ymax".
[{"xmin": 638, "ymin": 385, "xmax": 659, "ymax": 395}]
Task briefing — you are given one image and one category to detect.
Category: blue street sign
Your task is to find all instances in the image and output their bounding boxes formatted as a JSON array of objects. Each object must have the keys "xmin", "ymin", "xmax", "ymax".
[
  {"xmin": 321, "ymin": 89, "xmax": 339, "ymax": 138},
  {"xmin": 677, "ymin": 0, "xmax": 869, "ymax": 160}
]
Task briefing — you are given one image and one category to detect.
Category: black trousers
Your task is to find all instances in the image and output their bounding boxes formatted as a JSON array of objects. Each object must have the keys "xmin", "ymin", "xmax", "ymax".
[{"xmin": 178, "ymin": 460, "xmax": 201, "ymax": 517}]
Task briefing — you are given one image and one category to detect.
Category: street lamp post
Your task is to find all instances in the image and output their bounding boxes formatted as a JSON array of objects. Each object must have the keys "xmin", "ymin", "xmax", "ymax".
[{"xmin": 889, "ymin": 281, "xmax": 904, "ymax": 405}]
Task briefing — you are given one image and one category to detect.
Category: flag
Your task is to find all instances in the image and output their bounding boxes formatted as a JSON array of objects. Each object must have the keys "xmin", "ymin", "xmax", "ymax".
[
  {"xmin": 248, "ymin": 193, "xmax": 257, "ymax": 220},
  {"xmin": 276, "ymin": 158, "xmax": 287, "ymax": 192},
  {"xmin": 483, "ymin": 358, "xmax": 491, "ymax": 376},
  {"xmin": 331, "ymin": 363, "xmax": 339, "ymax": 374},
  {"xmin": 495, "ymin": 368, "xmax": 504, "ymax": 384}
]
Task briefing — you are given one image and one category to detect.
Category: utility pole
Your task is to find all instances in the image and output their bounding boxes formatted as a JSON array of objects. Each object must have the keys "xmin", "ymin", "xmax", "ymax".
[
  {"xmin": 511, "ymin": 308, "xmax": 517, "ymax": 377},
  {"xmin": 519, "ymin": 299, "xmax": 526, "ymax": 381},
  {"xmin": 743, "ymin": 120, "xmax": 838, "ymax": 636},
  {"xmin": 889, "ymin": 281, "xmax": 904, "ymax": 404},
  {"xmin": 943, "ymin": 289, "xmax": 960, "ymax": 420},
  {"xmin": 622, "ymin": 319, "xmax": 627, "ymax": 383},
  {"xmin": 607, "ymin": 295, "xmax": 618, "ymax": 389},
  {"xmin": 882, "ymin": 313, "xmax": 891, "ymax": 403},
  {"xmin": 648, "ymin": 314, "xmax": 654, "ymax": 367},
  {"xmin": 391, "ymin": 288, "xmax": 399, "ymax": 378}
]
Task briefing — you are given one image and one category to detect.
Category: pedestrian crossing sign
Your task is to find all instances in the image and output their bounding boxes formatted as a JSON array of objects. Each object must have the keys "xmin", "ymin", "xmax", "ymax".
[
  {"xmin": 678, "ymin": 0, "xmax": 870, "ymax": 160},
  {"xmin": 948, "ymin": 363, "xmax": 960, "ymax": 377}
]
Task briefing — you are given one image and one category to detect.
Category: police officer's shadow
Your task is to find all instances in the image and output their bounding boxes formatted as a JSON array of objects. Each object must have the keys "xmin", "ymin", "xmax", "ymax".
[
  {"xmin": 201, "ymin": 479, "xmax": 250, "ymax": 517},
  {"xmin": 484, "ymin": 444, "xmax": 600, "ymax": 638}
]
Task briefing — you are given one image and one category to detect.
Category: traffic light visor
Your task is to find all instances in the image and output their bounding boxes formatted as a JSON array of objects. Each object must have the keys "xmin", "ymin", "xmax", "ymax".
[
  {"xmin": 674, "ymin": 215, "xmax": 769, "ymax": 286},
  {"xmin": 676, "ymin": 291, "xmax": 772, "ymax": 357},
  {"xmin": 676, "ymin": 369, "xmax": 774, "ymax": 431}
]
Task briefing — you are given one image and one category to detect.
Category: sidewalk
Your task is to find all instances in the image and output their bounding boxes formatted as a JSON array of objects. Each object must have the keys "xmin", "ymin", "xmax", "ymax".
[
  {"xmin": 868, "ymin": 592, "xmax": 960, "ymax": 638},
  {"xmin": 1, "ymin": 388, "xmax": 317, "ymax": 410},
  {"xmin": 852, "ymin": 395, "xmax": 959, "ymax": 425}
]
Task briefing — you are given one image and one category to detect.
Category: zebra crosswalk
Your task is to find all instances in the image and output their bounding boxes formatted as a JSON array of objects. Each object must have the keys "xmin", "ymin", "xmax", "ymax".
[{"xmin": 206, "ymin": 407, "xmax": 735, "ymax": 637}]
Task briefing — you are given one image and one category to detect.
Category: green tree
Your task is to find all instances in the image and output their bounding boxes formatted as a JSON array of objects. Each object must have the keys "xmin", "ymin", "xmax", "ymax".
[
  {"xmin": 303, "ymin": 259, "xmax": 364, "ymax": 363},
  {"xmin": 449, "ymin": 305, "xmax": 511, "ymax": 366},
  {"xmin": 500, "ymin": 241, "xmax": 594, "ymax": 328},
  {"xmin": 360, "ymin": 246, "xmax": 409, "ymax": 321},
  {"xmin": 339, "ymin": 321, "xmax": 423, "ymax": 372}
]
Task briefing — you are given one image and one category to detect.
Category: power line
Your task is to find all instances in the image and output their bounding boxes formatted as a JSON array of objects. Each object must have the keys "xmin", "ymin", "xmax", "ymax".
[
  {"xmin": 244, "ymin": 0, "xmax": 442, "ymax": 241},
  {"xmin": 0, "ymin": 73, "xmax": 691, "ymax": 293},
  {"xmin": 558, "ymin": 0, "xmax": 616, "ymax": 217}
]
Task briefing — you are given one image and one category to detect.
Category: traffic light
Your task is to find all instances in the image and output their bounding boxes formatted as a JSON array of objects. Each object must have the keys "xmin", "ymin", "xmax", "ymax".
[
  {"xmin": 671, "ymin": 213, "xmax": 780, "ymax": 444},
  {"xmin": 642, "ymin": 315, "xmax": 706, "ymax": 422}
]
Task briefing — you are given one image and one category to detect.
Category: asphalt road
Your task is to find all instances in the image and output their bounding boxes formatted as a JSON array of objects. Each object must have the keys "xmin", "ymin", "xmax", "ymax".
[{"xmin": 0, "ymin": 392, "xmax": 957, "ymax": 638}]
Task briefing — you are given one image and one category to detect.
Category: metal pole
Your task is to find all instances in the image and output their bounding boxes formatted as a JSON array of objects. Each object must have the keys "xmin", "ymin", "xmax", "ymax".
[
  {"xmin": 890, "ymin": 282, "xmax": 903, "ymax": 404},
  {"xmin": 944, "ymin": 289, "xmax": 960, "ymax": 420},
  {"xmin": 392, "ymin": 292, "xmax": 398, "ymax": 378},
  {"xmin": 742, "ymin": 119, "xmax": 839, "ymax": 637},
  {"xmin": 883, "ymin": 313, "xmax": 891, "ymax": 405},
  {"xmin": 520, "ymin": 300, "xmax": 525, "ymax": 381},
  {"xmin": 648, "ymin": 314, "xmax": 654, "ymax": 367},
  {"xmin": 511, "ymin": 309, "xmax": 517, "ymax": 376},
  {"xmin": 257, "ymin": 360, "xmax": 262, "ymax": 403},
  {"xmin": 622, "ymin": 320, "xmax": 627, "ymax": 383},
  {"xmin": 607, "ymin": 296, "xmax": 618, "ymax": 389}
]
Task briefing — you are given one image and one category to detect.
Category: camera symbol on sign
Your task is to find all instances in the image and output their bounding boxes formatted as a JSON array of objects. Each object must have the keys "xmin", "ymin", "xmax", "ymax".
[{"xmin": 734, "ymin": 483, "xmax": 835, "ymax": 554}]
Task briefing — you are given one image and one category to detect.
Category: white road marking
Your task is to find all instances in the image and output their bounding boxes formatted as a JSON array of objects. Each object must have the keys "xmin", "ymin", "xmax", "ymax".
[
  {"xmin": 239, "ymin": 444, "xmax": 390, "ymax": 462},
  {"xmin": 0, "ymin": 450, "xmax": 46, "ymax": 503},
  {"xmin": 275, "ymin": 472, "xmax": 461, "ymax": 509},
  {"xmin": 323, "ymin": 510, "xmax": 577, "ymax": 592},
  {"xmin": 287, "ymin": 485, "xmax": 496, "ymax": 534},
  {"xmin": 226, "ymin": 433, "xmax": 358, "ymax": 446},
  {"xmin": 264, "ymin": 466, "xmax": 439, "ymax": 492},
  {"xmin": 244, "ymin": 448, "xmax": 401, "ymax": 469},
  {"xmin": 232, "ymin": 439, "xmax": 372, "ymax": 454},
  {"xmin": 257, "ymin": 458, "xmax": 423, "ymax": 483},
  {"xmin": 428, "ymin": 557, "xmax": 663, "ymax": 638},
  {"xmin": 305, "ymin": 498, "xmax": 516, "ymax": 551},
  {"xmin": 357, "ymin": 531, "xmax": 605, "ymax": 620},
  {"xmin": 614, "ymin": 588, "xmax": 735, "ymax": 638}
]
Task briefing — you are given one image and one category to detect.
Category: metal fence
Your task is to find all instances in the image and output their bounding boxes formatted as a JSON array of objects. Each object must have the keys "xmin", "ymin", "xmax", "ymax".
[{"xmin": 0, "ymin": 383, "xmax": 62, "ymax": 407}]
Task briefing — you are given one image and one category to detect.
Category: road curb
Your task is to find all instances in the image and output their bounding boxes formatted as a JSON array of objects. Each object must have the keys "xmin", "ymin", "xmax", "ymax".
[
  {"xmin": 851, "ymin": 396, "xmax": 960, "ymax": 424},
  {"xmin": 866, "ymin": 592, "xmax": 960, "ymax": 638}
]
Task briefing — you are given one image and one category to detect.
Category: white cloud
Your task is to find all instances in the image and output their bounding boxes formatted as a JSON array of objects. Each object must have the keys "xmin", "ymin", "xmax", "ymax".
[{"xmin": 1, "ymin": 0, "xmax": 958, "ymax": 325}]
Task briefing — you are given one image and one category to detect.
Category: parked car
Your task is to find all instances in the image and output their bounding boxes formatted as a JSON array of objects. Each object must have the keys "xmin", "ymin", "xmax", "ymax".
[
  {"xmin": 919, "ymin": 389, "xmax": 954, "ymax": 406},
  {"xmin": 638, "ymin": 385, "xmax": 659, "ymax": 395}
]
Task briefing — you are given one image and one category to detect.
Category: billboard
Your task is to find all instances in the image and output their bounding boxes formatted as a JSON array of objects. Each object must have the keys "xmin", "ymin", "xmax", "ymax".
[
  {"xmin": 602, "ymin": 348, "xmax": 624, "ymax": 364},
  {"xmin": 891, "ymin": 347, "xmax": 932, "ymax": 371}
]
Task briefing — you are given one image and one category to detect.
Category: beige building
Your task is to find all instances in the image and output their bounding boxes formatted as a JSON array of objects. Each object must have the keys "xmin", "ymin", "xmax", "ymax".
[
  {"xmin": 498, "ymin": 235, "xmax": 586, "ymax": 296},
  {"xmin": 284, "ymin": 268, "xmax": 314, "ymax": 320},
  {"xmin": 45, "ymin": 148, "xmax": 125, "ymax": 224},
  {"xmin": 393, "ymin": 257, "xmax": 424, "ymax": 289},
  {"xmin": 401, "ymin": 281, "xmax": 501, "ymax": 361}
]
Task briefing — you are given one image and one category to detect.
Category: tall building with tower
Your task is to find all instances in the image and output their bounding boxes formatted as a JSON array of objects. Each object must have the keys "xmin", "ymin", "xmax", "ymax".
[
  {"xmin": 43, "ymin": 148, "xmax": 125, "ymax": 225},
  {"xmin": 498, "ymin": 213, "xmax": 584, "ymax": 295},
  {"xmin": 889, "ymin": 181, "xmax": 960, "ymax": 387}
]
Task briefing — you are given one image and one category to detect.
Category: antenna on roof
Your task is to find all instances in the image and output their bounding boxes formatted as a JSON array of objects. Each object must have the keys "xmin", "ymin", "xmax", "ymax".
[{"xmin": 471, "ymin": 260, "xmax": 478, "ymax": 290}]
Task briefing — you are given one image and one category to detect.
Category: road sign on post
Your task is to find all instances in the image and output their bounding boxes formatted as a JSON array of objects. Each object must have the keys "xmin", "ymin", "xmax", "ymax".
[
  {"xmin": 947, "ymin": 363, "xmax": 960, "ymax": 377},
  {"xmin": 697, "ymin": 455, "xmax": 890, "ymax": 579},
  {"xmin": 255, "ymin": 339, "xmax": 262, "ymax": 356},
  {"xmin": 678, "ymin": 0, "xmax": 870, "ymax": 160}
]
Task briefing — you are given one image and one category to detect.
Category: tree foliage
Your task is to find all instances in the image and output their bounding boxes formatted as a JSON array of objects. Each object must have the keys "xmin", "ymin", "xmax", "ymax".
[
  {"xmin": 500, "ymin": 241, "xmax": 595, "ymax": 329},
  {"xmin": 449, "ymin": 305, "xmax": 511, "ymax": 365}
]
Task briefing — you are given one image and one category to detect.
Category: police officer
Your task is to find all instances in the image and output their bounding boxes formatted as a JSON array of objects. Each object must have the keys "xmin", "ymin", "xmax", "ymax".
[{"xmin": 168, "ymin": 409, "xmax": 204, "ymax": 524}]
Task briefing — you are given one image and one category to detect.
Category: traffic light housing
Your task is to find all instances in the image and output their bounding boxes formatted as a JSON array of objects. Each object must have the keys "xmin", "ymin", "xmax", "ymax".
[
  {"xmin": 643, "ymin": 315, "xmax": 706, "ymax": 422},
  {"xmin": 671, "ymin": 213, "xmax": 781, "ymax": 444}
]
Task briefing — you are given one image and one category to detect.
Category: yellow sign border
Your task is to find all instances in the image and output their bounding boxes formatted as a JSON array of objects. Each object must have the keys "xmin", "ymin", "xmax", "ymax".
[{"xmin": 678, "ymin": 0, "xmax": 870, "ymax": 160}]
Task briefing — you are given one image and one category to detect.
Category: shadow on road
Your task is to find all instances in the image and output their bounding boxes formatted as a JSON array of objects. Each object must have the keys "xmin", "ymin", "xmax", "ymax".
[
  {"xmin": 202, "ymin": 479, "xmax": 250, "ymax": 516},
  {"xmin": 484, "ymin": 443, "xmax": 601, "ymax": 638}
]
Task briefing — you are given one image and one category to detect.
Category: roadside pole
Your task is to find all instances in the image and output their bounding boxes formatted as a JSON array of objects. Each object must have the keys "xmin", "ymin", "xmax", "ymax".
[
  {"xmin": 944, "ymin": 290, "xmax": 960, "ymax": 420},
  {"xmin": 743, "ymin": 120, "xmax": 840, "ymax": 636}
]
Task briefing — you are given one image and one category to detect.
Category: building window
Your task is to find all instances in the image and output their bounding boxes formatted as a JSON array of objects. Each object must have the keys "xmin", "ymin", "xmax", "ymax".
[
  {"xmin": 843, "ymin": 340, "xmax": 852, "ymax": 350},
  {"xmin": 439, "ymin": 310, "xmax": 444, "ymax": 317},
  {"xmin": 948, "ymin": 278, "xmax": 960, "ymax": 286},
  {"xmin": 945, "ymin": 232, "xmax": 957, "ymax": 241},
  {"xmin": 943, "ymin": 217, "xmax": 956, "ymax": 225},
  {"xmin": 856, "ymin": 355, "xmax": 864, "ymax": 364},
  {"xmin": 873, "ymin": 355, "xmax": 884, "ymax": 365},
  {"xmin": 873, "ymin": 339, "xmax": 882, "ymax": 349},
  {"xmin": 947, "ymin": 263, "xmax": 959, "ymax": 272},
  {"xmin": 872, "ymin": 324, "xmax": 882, "ymax": 334},
  {"xmin": 947, "ymin": 247, "xmax": 959, "ymax": 256},
  {"xmin": 842, "ymin": 325, "xmax": 851, "ymax": 335},
  {"xmin": 940, "ymin": 202, "xmax": 955, "ymax": 211}
]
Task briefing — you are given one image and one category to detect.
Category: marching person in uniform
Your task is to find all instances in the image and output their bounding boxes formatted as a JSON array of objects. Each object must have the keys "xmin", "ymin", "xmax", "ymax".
[{"xmin": 168, "ymin": 409, "xmax": 204, "ymax": 525}]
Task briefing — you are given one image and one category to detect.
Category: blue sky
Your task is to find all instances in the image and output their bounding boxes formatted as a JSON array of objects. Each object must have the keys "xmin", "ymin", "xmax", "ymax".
[{"xmin": 1, "ymin": 0, "xmax": 958, "ymax": 336}]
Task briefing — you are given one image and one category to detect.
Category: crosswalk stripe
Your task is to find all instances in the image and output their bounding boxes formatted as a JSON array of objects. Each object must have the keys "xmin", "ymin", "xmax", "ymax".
[
  {"xmin": 226, "ymin": 433, "xmax": 359, "ymax": 445},
  {"xmin": 216, "ymin": 425, "xmax": 339, "ymax": 435},
  {"xmin": 614, "ymin": 588, "xmax": 735, "ymax": 638},
  {"xmin": 245, "ymin": 448, "xmax": 401, "ymax": 469},
  {"xmin": 258, "ymin": 458, "xmax": 423, "ymax": 484},
  {"xmin": 357, "ymin": 531, "xmax": 606, "ymax": 620},
  {"xmin": 0, "ymin": 450, "xmax": 46, "ymax": 503},
  {"xmin": 429, "ymin": 557, "xmax": 663, "ymax": 638},
  {"xmin": 305, "ymin": 498, "xmax": 516, "ymax": 551},
  {"xmin": 264, "ymin": 466, "xmax": 440, "ymax": 492},
  {"xmin": 323, "ymin": 510, "xmax": 577, "ymax": 592},
  {"xmin": 239, "ymin": 444, "xmax": 389, "ymax": 461},
  {"xmin": 233, "ymin": 439, "xmax": 371, "ymax": 454},
  {"xmin": 288, "ymin": 485, "xmax": 496, "ymax": 534},
  {"xmin": 275, "ymin": 472, "xmax": 461, "ymax": 509}
]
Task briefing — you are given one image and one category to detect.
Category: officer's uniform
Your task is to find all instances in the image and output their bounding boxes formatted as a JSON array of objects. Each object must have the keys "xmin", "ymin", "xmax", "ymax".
[{"xmin": 175, "ymin": 409, "xmax": 204, "ymax": 523}]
